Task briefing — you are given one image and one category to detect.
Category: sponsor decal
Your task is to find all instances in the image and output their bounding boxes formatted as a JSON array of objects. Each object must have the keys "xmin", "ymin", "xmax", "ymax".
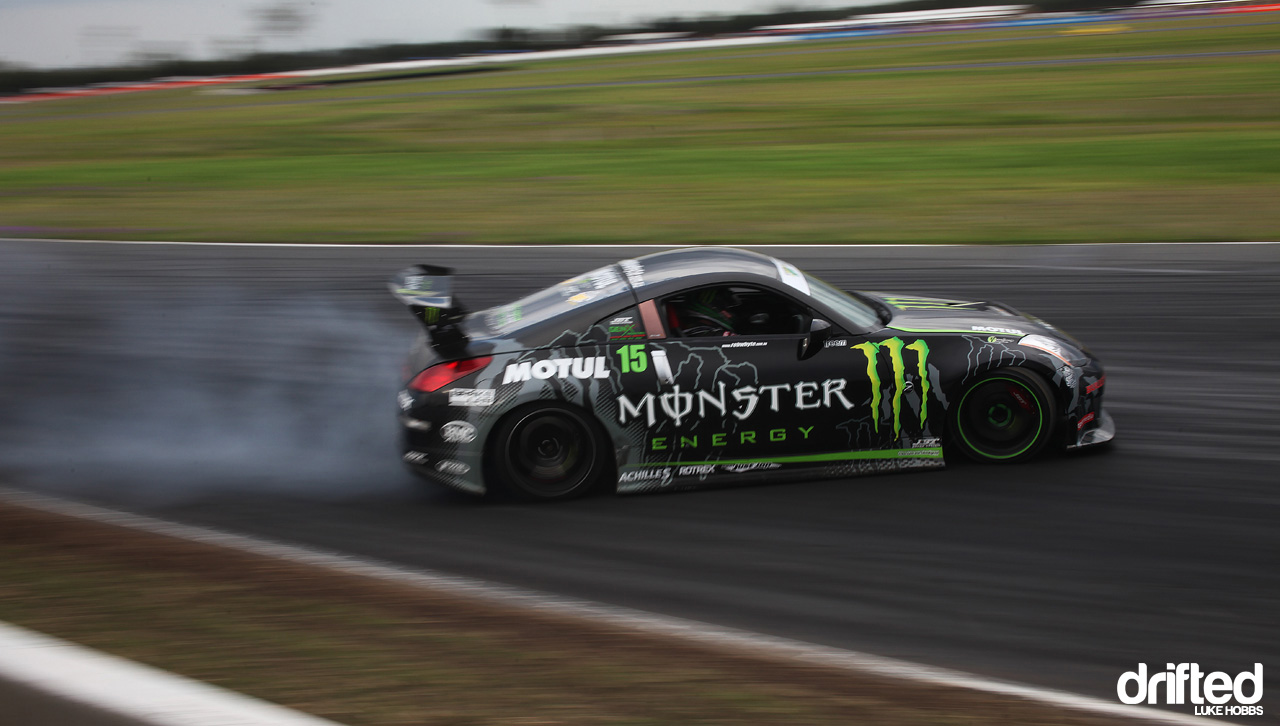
[
  {"xmin": 400, "ymin": 415, "xmax": 432, "ymax": 432},
  {"xmin": 1077, "ymin": 411, "xmax": 1095, "ymax": 430},
  {"xmin": 435, "ymin": 459, "xmax": 470, "ymax": 476},
  {"xmin": 487, "ymin": 303, "xmax": 522, "ymax": 329},
  {"xmin": 773, "ymin": 258, "xmax": 811, "ymax": 295},
  {"xmin": 607, "ymin": 316, "xmax": 645, "ymax": 341},
  {"xmin": 618, "ymin": 468, "xmax": 672, "ymax": 485},
  {"xmin": 449, "ymin": 388, "xmax": 496, "ymax": 407},
  {"xmin": 899, "ymin": 448, "xmax": 942, "ymax": 457},
  {"xmin": 401, "ymin": 275, "xmax": 429, "ymax": 291},
  {"xmin": 720, "ymin": 462, "xmax": 782, "ymax": 473},
  {"xmin": 397, "ymin": 390, "xmax": 414, "ymax": 411},
  {"xmin": 986, "ymin": 336, "xmax": 1016, "ymax": 344},
  {"xmin": 651, "ymin": 426, "xmax": 816, "ymax": 451},
  {"xmin": 609, "ymin": 327, "xmax": 645, "ymax": 340},
  {"xmin": 853, "ymin": 337, "xmax": 931, "ymax": 438},
  {"xmin": 1008, "ymin": 386, "xmax": 1033, "ymax": 411},
  {"xmin": 911, "ymin": 437, "xmax": 942, "ymax": 448},
  {"xmin": 635, "ymin": 448, "xmax": 945, "ymax": 469},
  {"xmin": 616, "ymin": 338, "xmax": 933, "ymax": 438},
  {"xmin": 619, "ymin": 259, "xmax": 645, "ymax": 288},
  {"xmin": 503, "ymin": 357, "xmax": 610, "ymax": 384},
  {"xmin": 394, "ymin": 276, "xmax": 450, "ymax": 307},
  {"xmin": 559, "ymin": 265, "xmax": 629, "ymax": 305},
  {"xmin": 440, "ymin": 421, "xmax": 478, "ymax": 444},
  {"xmin": 1086, "ymin": 374, "xmax": 1106, "ymax": 395},
  {"xmin": 1117, "ymin": 663, "xmax": 1263, "ymax": 716},
  {"xmin": 824, "ymin": 338, "xmax": 849, "ymax": 348},
  {"xmin": 403, "ymin": 451, "xmax": 429, "ymax": 465},
  {"xmin": 723, "ymin": 341, "xmax": 767, "ymax": 348},
  {"xmin": 972, "ymin": 325, "xmax": 1025, "ymax": 335},
  {"xmin": 677, "ymin": 465, "xmax": 716, "ymax": 476},
  {"xmin": 618, "ymin": 381, "xmax": 856, "ymax": 428},
  {"xmin": 566, "ymin": 266, "xmax": 622, "ymax": 291}
]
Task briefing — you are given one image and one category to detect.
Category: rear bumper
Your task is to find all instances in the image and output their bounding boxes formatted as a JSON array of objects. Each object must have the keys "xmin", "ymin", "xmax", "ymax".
[{"xmin": 400, "ymin": 423, "xmax": 487, "ymax": 496}]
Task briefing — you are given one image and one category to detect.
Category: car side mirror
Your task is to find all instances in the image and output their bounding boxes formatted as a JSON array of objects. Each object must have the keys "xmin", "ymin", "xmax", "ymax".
[{"xmin": 799, "ymin": 318, "xmax": 832, "ymax": 360}]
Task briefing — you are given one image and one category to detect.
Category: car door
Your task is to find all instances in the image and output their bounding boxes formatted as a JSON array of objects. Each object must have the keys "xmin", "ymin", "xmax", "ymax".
[{"xmin": 611, "ymin": 284, "xmax": 880, "ymax": 467}]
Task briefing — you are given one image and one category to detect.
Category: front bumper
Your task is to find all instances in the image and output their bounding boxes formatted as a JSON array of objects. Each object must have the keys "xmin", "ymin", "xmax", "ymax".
[{"xmin": 1068, "ymin": 408, "xmax": 1115, "ymax": 450}]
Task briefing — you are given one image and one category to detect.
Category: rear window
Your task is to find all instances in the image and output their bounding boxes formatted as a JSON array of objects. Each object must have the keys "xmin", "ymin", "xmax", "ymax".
[{"xmin": 485, "ymin": 264, "xmax": 633, "ymax": 333}]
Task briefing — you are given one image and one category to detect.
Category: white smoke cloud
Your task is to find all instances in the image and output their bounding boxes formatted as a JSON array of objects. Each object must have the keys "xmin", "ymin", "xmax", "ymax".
[{"xmin": 0, "ymin": 245, "xmax": 426, "ymax": 505}]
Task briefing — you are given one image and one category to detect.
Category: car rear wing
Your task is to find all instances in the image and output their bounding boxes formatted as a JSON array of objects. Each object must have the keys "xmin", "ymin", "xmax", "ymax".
[{"xmin": 389, "ymin": 265, "xmax": 469, "ymax": 351}]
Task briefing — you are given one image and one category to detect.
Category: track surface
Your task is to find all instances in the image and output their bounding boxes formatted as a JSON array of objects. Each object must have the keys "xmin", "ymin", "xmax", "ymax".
[{"xmin": 2, "ymin": 240, "xmax": 1277, "ymax": 719}]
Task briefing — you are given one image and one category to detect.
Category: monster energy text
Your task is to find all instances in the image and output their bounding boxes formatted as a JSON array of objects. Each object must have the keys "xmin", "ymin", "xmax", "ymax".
[
  {"xmin": 617, "ymin": 380, "xmax": 857, "ymax": 427},
  {"xmin": 615, "ymin": 337, "xmax": 933, "ymax": 434}
]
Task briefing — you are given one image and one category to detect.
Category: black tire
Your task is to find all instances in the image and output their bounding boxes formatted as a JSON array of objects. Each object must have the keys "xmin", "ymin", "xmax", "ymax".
[
  {"xmin": 490, "ymin": 404, "xmax": 606, "ymax": 500},
  {"xmin": 951, "ymin": 368, "xmax": 1058, "ymax": 463}
]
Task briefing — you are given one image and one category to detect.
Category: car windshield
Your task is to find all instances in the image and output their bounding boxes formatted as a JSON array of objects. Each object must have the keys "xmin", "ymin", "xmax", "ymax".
[
  {"xmin": 803, "ymin": 273, "xmax": 882, "ymax": 329},
  {"xmin": 484, "ymin": 264, "xmax": 632, "ymax": 333}
]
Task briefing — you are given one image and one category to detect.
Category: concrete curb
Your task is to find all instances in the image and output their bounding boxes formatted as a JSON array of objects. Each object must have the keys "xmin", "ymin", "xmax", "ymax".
[{"xmin": 0, "ymin": 621, "xmax": 346, "ymax": 726}]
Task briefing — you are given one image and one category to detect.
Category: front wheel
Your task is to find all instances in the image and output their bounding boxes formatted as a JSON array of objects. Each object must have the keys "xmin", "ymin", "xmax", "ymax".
[
  {"xmin": 490, "ymin": 404, "xmax": 606, "ymax": 500},
  {"xmin": 951, "ymin": 368, "xmax": 1058, "ymax": 463}
]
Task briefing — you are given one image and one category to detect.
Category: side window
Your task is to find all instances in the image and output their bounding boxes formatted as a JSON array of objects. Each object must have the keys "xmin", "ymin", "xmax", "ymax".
[
  {"xmin": 662, "ymin": 285, "xmax": 811, "ymax": 338},
  {"xmin": 596, "ymin": 306, "xmax": 647, "ymax": 343}
]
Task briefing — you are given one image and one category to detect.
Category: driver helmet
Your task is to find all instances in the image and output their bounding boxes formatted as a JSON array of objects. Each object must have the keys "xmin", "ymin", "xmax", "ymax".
[{"xmin": 683, "ymin": 287, "xmax": 738, "ymax": 335}]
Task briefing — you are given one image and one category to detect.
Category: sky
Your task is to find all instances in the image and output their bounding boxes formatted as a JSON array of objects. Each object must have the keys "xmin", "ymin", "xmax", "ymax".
[{"xmin": 0, "ymin": 0, "xmax": 860, "ymax": 70}]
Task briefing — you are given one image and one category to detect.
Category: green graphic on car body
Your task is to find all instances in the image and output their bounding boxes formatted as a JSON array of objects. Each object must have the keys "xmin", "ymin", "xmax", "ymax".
[{"xmin": 853, "ymin": 337, "xmax": 931, "ymax": 438}]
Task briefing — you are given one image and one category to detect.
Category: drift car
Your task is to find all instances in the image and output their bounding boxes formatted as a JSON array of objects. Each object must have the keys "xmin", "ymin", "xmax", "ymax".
[{"xmin": 392, "ymin": 247, "xmax": 1113, "ymax": 499}]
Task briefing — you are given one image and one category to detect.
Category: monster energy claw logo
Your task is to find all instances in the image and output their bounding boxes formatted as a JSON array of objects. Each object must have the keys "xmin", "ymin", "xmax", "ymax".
[{"xmin": 852, "ymin": 337, "xmax": 931, "ymax": 438}]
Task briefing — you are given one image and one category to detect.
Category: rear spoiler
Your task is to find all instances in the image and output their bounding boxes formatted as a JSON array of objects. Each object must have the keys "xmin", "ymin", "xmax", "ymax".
[{"xmin": 389, "ymin": 265, "xmax": 469, "ymax": 351}]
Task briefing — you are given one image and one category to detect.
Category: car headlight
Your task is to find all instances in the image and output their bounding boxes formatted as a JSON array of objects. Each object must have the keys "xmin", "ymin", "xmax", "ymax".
[{"xmin": 1019, "ymin": 334, "xmax": 1089, "ymax": 366}]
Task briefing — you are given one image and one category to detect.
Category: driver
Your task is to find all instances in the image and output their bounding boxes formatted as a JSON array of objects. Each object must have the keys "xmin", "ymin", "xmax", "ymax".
[{"xmin": 667, "ymin": 287, "xmax": 739, "ymax": 337}]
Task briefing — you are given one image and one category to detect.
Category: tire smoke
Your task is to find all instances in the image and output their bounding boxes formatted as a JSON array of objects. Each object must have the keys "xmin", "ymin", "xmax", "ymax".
[{"xmin": 0, "ymin": 244, "xmax": 422, "ymax": 505}]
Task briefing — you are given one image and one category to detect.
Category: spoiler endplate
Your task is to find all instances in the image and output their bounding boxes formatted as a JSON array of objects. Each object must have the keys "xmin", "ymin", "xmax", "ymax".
[{"xmin": 389, "ymin": 265, "xmax": 469, "ymax": 351}]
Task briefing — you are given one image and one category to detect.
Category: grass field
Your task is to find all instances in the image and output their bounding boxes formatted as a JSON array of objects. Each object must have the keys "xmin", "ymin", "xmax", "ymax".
[{"xmin": 1, "ymin": 16, "xmax": 1278, "ymax": 244}]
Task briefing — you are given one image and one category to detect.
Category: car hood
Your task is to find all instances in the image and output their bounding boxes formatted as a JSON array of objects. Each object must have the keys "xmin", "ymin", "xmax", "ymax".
[{"xmin": 863, "ymin": 292, "xmax": 1053, "ymax": 339}]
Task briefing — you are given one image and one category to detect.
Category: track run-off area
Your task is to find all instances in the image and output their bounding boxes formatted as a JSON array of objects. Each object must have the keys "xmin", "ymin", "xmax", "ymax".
[{"xmin": 0, "ymin": 239, "xmax": 1276, "ymax": 721}]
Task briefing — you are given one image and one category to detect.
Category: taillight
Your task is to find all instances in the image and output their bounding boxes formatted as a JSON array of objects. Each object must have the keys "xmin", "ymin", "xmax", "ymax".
[{"xmin": 408, "ymin": 356, "xmax": 492, "ymax": 392}]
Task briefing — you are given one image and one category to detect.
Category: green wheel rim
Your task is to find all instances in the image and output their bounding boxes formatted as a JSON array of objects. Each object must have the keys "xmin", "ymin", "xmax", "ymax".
[{"xmin": 956, "ymin": 376, "xmax": 1045, "ymax": 460}]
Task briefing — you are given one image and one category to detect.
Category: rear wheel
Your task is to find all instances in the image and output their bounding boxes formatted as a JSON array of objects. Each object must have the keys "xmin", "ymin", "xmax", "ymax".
[
  {"xmin": 491, "ymin": 404, "xmax": 606, "ymax": 500},
  {"xmin": 951, "ymin": 368, "xmax": 1057, "ymax": 463}
]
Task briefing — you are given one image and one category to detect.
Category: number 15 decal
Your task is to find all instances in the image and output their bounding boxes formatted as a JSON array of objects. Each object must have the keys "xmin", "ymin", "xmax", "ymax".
[{"xmin": 616, "ymin": 344, "xmax": 673, "ymax": 384}]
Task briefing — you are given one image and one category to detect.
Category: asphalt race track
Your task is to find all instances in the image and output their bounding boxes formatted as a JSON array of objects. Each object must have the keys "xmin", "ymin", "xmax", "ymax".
[{"xmin": 1, "ymin": 239, "xmax": 1277, "ymax": 719}]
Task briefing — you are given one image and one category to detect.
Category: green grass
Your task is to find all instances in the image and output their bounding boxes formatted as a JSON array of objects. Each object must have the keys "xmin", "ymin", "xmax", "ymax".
[{"xmin": 1, "ymin": 16, "xmax": 1278, "ymax": 243}]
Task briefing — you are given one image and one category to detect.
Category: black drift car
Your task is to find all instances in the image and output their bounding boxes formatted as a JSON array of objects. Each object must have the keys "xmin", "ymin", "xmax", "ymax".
[{"xmin": 391, "ymin": 247, "xmax": 1112, "ymax": 499}]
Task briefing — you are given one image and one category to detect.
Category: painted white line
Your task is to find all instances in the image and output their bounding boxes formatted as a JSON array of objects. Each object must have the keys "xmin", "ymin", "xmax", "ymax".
[
  {"xmin": 0, "ymin": 620, "xmax": 345, "ymax": 726},
  {"xmin": 2, "ymin": 237, "xmax": 1278, "ymax": 249},
  {"xmin": 965, "ymin": 264, "xmax": 1237, "ymax": 275},
  {"xmin": 282, "ymin": 34, "xmax": 801, "ymax": 80},
  {"xmin": 0, "ymin": 487, "xmax": 1236, "ymax": 726}
]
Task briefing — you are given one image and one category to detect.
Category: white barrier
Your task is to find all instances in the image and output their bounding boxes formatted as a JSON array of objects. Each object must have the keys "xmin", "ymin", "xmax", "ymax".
[{"xmin": 0, "ymin": 621, "xmax": 346, "ymax": 726}]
